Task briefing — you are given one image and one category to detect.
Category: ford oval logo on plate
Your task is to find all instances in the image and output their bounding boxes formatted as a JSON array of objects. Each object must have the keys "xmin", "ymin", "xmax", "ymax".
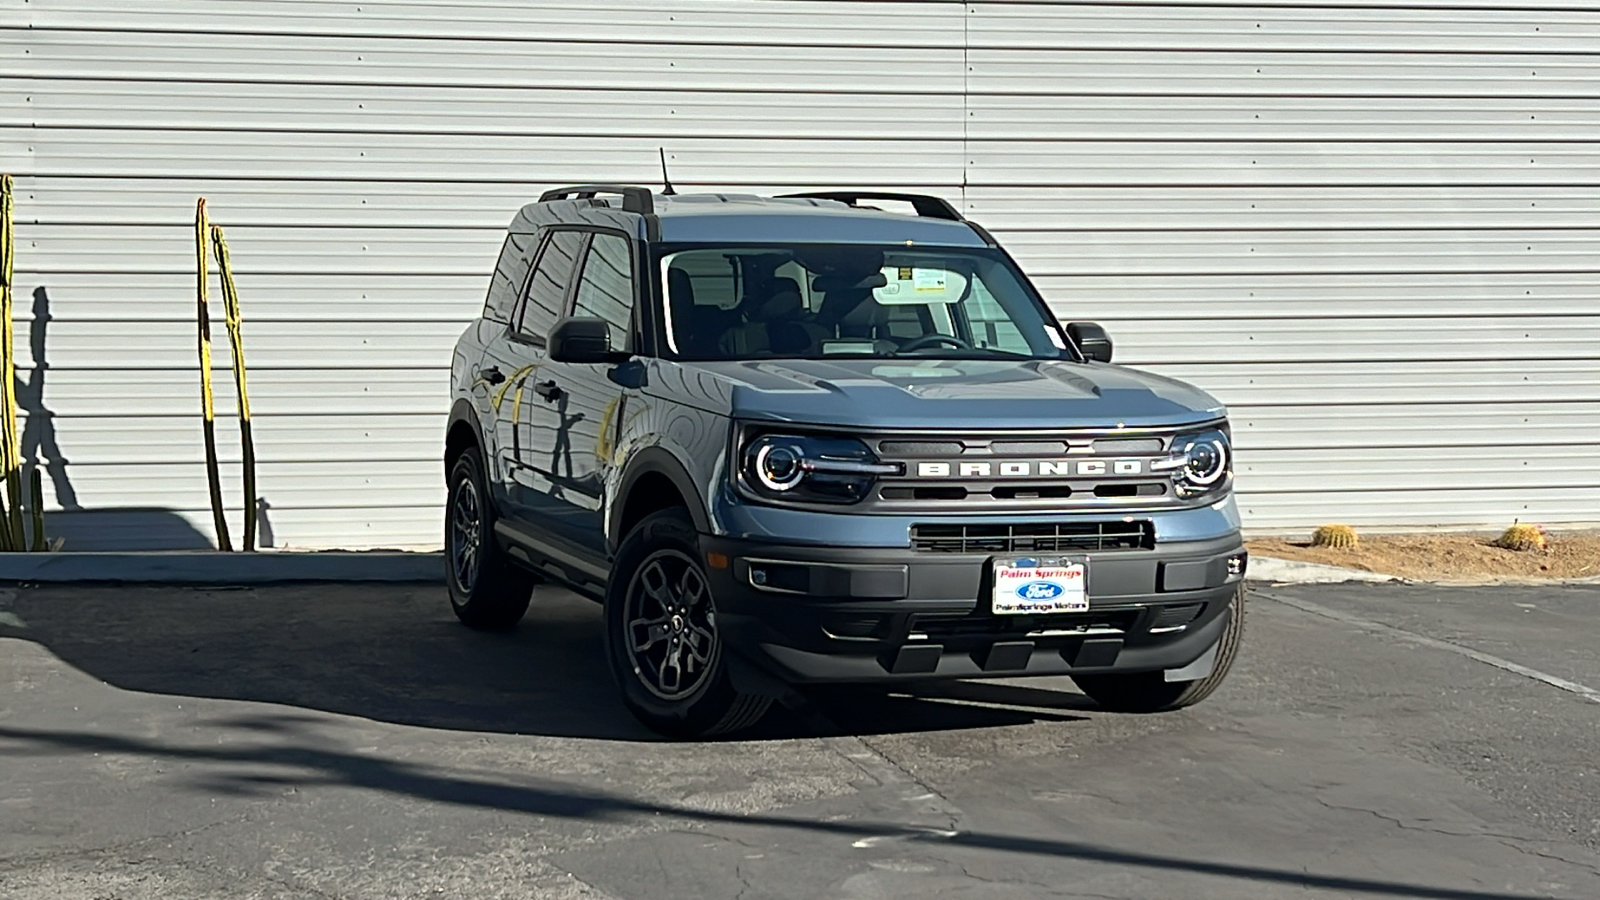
[{"xmin": 1016, "ymin": 580, "xmax": 1065, "ymax": 601}]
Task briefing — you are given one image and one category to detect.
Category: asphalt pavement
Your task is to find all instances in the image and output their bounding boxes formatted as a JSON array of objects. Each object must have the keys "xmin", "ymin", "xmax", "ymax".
[{"xmin": 1, "ymin": 578, "xmax": 1597, "ymax": 899}]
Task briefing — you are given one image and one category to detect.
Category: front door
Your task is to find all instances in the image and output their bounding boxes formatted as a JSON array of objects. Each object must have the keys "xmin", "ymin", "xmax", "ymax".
[{"xmin": 521, "ymin": 230, "xmax": 641, "ymax": 558}]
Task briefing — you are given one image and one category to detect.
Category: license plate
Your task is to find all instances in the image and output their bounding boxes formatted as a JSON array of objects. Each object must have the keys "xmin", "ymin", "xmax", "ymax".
[{"xmin": 991, "ymin": 558, "xmax": 1088, "ymax": 615}]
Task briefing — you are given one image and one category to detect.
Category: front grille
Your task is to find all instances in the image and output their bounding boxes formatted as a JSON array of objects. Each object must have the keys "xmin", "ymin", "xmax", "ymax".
[{"xmin": 910, "ymin": 520, "xmax": 1154, "ymax": 554}]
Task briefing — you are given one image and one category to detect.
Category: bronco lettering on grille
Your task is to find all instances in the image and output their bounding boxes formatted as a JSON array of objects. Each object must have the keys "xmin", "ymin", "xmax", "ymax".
[{"xmin": 914, "ymin": 460, "xmax": 1146, "ymax": 478}]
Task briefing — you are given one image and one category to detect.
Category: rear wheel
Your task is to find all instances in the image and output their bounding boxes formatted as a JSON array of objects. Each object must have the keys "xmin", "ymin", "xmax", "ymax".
[
  {"xmin": 445, "ymin": 449, "xmax": 536, "ymax": 630},
  {"xmin": 1072, "ymin": 585, "xmax": 1246, "ymax": 713},
  {"xmin": 605, "ymin": 509, "xmax": 772, "ymax": 738}
]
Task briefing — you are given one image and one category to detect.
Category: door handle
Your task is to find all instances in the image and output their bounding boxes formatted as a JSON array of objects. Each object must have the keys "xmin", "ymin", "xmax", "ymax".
[
  {"xmin": 533, "ymin": 379, "xmax": 564, "ymax": 402},
  {"xmin": 478, "ymin": 366, "xmax": 506, "ymax": 385}
]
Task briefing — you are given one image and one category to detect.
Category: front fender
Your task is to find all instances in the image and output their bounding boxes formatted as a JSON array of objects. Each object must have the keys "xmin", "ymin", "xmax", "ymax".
[{"xmin": 609, "ymin": 446, "xmax": 713, "ymax": 549}]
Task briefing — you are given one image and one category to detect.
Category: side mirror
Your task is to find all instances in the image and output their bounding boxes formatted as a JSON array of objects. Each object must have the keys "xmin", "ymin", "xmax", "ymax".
[
  {"xmin": 547, "ymin": 316, "xmax": 628, "ymax": 364},
  {"xmin": 1066, "ymin": 321, "xmax": 1113, "ymax": 363}
]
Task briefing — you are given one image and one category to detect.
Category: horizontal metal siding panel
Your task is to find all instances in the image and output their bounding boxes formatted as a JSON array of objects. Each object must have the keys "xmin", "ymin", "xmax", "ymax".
[
  {"xmin": 971, "ymin": 0, "xmax": 1599, "ymax": 14},
  {"xmin": 1087, "ymin": 317, "xmax": 1600, "ymax": 365},
  {"xmin": 968, "ymin": 97, "xmax": 1600, "ymax": 142},
  {"xmin": 33, "ymin": 414, "xmax": 444, "ymax": 465},
  {"xmin": 42, "ymin": 507, "xmax": 445, "ymax": 552},
  {"xmin": 3, "ymin": 319, "xmax": 463, "ymax": 369},
  {"xmin": 1237, "ymin": 488, "xmax": 1600, "ymax": 530},
  {"xmin": 967, "ymin": 4, "xmax": 1600, "ymax": 53},
  {"xmin": 39, "ymin": 460, "xmax": 443, "ymax": 509},
  {"xmin": 1141, "ymin": 361, "xmax": 1600, "ymax": 405},
  {"xmin": 965, "ymin": 49, "xmax": 1600, "ymax": 98},
  {"xmin": 11, "ymin": 81, "xmax": 966, "ymax": 139},
  {"xmin": 1000, "ymin": 229, "xmax": 1600, "ymax": 276},
  {"xmin": 1029, "ymin": 273, "xmax": 1600, "ymax": 319},
  {"xmin": 14, "ymin": 272, "xmax": 489, "ymax": 321},
  {"xmin": 12, "ymin": 30, "xmax": 966, "ymax": 92},
  {"xmin": 19, "ymin": 1, "xmax": 968, "ymax": 47},
  {"xmin": 965, "ymin": 187, "xmax": 1600, "ymax": 230},
  {"xmin": 1227, "ymin": 402, "xmax": 1600, "ymax": 448},
  {"xmin": 8, "ymin": 129, "xmax": 966, "ymax": 185},
  {"xmin": 965, "ymin": 141, "xmax": 1599, "ymax": 186},
  {"xmin": 31, "ymin": 369, "xmax": 451, "ymax": 417}
]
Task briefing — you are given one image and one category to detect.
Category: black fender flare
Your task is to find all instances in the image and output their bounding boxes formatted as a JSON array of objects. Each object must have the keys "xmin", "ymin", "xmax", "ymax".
[
  {"xmin": 610, "ymin": 446, "xmax": 713, "ymax": 545},
  {"xmin": 445, "ymin": 397, "xmax": 487, "ymax": 472}
]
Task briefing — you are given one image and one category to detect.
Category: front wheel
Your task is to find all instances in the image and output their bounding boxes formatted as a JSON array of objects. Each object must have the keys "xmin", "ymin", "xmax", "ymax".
[
  {"xmin": 1072, "ymin": 585, "xmax": 1246, "ymax": 713},
  {"xmin": 604, "ymin": 509, "xmax": 772, "ymax": 738}
]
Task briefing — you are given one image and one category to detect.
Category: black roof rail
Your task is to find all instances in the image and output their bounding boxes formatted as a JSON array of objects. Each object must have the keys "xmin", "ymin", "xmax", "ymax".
[
  {"xmin": 538, "ymin": 184, "xmax": 654, "ymax": 215},
  {"xmin": 777, "ymin": 191, "xmax": 964, "ymax": 222}
]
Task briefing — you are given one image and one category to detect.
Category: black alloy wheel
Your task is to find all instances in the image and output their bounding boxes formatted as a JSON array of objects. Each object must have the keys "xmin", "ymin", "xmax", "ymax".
[
  {"xmin": 605, "ymin": 509, "xmax": 772, "ymax": 738},
  {"xmin": 444, "ymin": 449, "xmax": 535, "ymax": 631},
  {"xmin": 623, "ymin": 549, "xmax": 721, "ymax": 700}
]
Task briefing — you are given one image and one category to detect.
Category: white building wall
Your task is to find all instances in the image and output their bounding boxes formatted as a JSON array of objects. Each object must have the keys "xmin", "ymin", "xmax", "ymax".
[{"xmin": 1, "ymin": 0, "xmax": 1596, "ymax": 549}]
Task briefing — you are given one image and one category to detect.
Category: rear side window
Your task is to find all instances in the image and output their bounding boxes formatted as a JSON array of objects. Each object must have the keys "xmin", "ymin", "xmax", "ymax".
[
  {"xmin": 483, "ymin": 232, "xmax": 536, "ymax": 324},
  {"xmin": 571, "ymin": 233, "xmax": 636, "ymax": 352},
  {"xmin": 516, "ymin": 229, "xmax": 586, "ymax": 342}
]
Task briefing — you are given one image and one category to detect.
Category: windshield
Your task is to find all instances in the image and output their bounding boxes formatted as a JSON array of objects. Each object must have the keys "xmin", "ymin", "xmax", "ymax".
[{"xmin": 657, "ymin": 244, "xmax": 1071, "ymax": 361}]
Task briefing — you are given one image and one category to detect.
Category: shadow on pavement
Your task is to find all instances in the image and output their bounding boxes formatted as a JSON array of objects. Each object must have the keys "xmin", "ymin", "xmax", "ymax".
[
  {"xmin": 0, "ymin": 717, "xmax": 1556, "ymax": 900},
  {"xmin": 0, "ymin": 582, "xmax": 1094, "ymax": 742}
]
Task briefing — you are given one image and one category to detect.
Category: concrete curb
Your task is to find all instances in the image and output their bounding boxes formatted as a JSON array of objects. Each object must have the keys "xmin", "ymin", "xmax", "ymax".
[
  {"xmin": 0, "ymin": 551, "xmax": 445, "ymax": 584},
  {"xmin": 1246, "ymin": 556, "xmax": 1404, "ymax": 585}
]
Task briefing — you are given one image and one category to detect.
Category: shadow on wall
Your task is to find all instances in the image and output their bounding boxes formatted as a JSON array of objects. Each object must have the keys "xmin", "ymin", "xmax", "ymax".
[
  {"xmin": 19, "ymin": 287, "xmax": 78, "ymax": 512},
  {"xmin": 17, "ymin": 285, "xmax": 273, "ymax": 551}
]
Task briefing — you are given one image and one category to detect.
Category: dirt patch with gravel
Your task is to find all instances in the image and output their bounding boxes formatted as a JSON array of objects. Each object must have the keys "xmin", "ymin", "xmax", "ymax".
[{"xmin": 1247, "ymin": 531, "xmax": 1600, "ymax": 582}]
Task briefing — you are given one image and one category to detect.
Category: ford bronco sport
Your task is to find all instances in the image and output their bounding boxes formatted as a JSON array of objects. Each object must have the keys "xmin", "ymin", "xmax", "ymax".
[{"xmin": 446, "ymin": 186, "xmax": 1247, "ymax": 738}]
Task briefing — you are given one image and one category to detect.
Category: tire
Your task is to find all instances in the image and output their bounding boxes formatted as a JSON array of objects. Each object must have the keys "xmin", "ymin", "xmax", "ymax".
[
  {"xmin": 445, "ymin": 448, "xmax": 536, "ymax": 631},
  {"xmin": 1072, "ymin": 584, "xmax": 1247, "ymax": 713},
  {"xmin": 604, "ymin": 509, "xmax": 772, "ymax": 738}
]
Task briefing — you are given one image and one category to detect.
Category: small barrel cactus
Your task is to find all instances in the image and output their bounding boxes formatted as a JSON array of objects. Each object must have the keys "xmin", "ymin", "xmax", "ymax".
[
  {"xmin": 1493, "ymin": 522, "xmax": 1546, "ymax": 552},
  {"xmin": 1310, "ymin": 523, "xmax": 1359, "ymax": 549}
]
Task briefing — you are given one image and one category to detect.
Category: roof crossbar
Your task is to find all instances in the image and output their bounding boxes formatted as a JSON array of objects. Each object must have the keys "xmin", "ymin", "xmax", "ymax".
[
  {"xmin": 777, "ymin": 191, "xmax": 964, "ymax": 222},
  {"xmin": 538, "ymin": 184, "xmax": 654, "ymax": 215}
]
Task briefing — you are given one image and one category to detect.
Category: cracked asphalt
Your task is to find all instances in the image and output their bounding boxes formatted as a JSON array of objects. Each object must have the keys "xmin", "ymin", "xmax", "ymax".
[{"xmin": 1, "ymin": 579, "xmax": 1598, "ymax": 899}]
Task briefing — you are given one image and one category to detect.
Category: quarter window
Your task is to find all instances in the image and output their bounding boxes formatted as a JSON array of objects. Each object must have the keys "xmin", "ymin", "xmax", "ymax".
[
  {"xmin": 516, "ymin": 229, "xmax": 586, "ymax": 342},
  {"xmin": 484, "ymin": 232, "xmax": 536, "ymax": 324}
]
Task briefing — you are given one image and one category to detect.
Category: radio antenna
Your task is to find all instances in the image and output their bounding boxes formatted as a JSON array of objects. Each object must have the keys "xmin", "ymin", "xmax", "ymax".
[{"xmin": 659, "ymin": 148, "xmax": 677, "ymax": 196}]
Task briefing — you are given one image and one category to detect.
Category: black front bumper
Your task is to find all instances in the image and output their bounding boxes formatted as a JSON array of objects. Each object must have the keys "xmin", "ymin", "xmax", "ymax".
[{"xmin": 700, "ymin": 533, "xmax": 1247, "ymax": 684}]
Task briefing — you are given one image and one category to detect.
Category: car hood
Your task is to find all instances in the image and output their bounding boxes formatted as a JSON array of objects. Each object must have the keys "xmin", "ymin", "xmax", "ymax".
[{"xmin": 653, "ymin": 358, "xmax": 1226, "ymax": 431}]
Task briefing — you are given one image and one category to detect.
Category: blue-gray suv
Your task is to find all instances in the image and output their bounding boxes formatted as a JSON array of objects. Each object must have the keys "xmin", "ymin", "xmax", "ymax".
[{"xmin": 446, "ymin": 186, "xmax": 1247, "ymax": 737}]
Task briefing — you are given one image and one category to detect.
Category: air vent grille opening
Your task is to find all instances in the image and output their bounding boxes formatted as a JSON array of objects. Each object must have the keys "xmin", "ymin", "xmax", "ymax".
[
  {"xmin": 1148, "ymin": 603, "xmax": 1205, "ymax": 631},
  {"xmin": 911, "ymin": 520, "xmax": 1154, "ymax": 554},
  {"xmin": 991, "ymin": 485, "xmax": 1073, "ymax": 500}
]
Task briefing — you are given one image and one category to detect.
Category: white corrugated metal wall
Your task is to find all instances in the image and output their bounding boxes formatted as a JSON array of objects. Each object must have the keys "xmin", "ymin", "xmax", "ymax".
[{"xmin": 2, "ymin": 0, "xmax": 1596, "ymax": 550}]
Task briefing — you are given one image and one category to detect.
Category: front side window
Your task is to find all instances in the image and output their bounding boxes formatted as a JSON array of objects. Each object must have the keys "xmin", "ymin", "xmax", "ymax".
[
  {"xmin": 657, "ymin": 244, "xmax": 1067, "ymax": 361},
  {"xmin": 571, "ymin": 233, "xmax": 635, "ymax": 352},
  {"xmin": 516, "ymin": 229, "xmax": 586, "ymax": 342}
]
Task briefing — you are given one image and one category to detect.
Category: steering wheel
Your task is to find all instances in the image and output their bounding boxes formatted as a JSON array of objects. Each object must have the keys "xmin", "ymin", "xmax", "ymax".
[{"xmin": 899, "ymin": 333, "xmax": 972, "ymax": 352}]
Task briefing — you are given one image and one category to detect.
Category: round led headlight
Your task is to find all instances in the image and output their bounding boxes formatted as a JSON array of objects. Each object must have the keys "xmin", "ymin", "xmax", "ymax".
[
  {"xmin": 753, "ymin": 441, "xmax": 805, "ymax": 492},
  {"xmin": 1175, "ymin": 432, "xmax": 1229, "ymax": 487}
]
